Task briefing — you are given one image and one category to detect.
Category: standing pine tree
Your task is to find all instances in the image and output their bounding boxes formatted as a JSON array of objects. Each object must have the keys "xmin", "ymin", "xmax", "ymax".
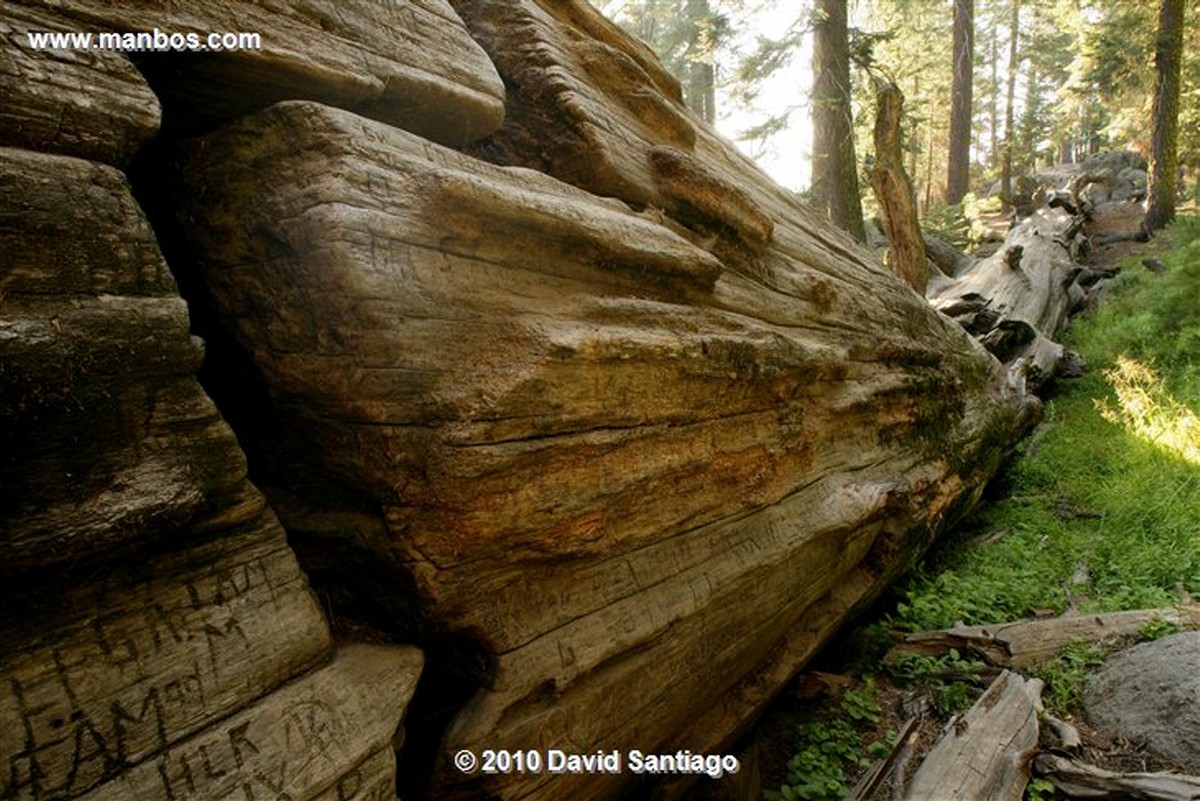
[
  {"xmin": 999, "ymin": 0, "xmax": 1020, "ymax": 214},
  {"xmin": 811, "ymin": 0, "xmax": 866, "ymax": 242},
  {"xmin": 946, "ymin": 0, "xmax": 974, "ymax": 204},
  {"xmin": 1145, "ymin": 0, "xmax": 1185, "ymax": 233}
]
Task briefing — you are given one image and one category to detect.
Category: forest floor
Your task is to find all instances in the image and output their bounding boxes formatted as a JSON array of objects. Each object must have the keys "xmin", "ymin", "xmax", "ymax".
[{"xmin": 744, "ymin": 208, "xmax": 1200, "ymax": 801}]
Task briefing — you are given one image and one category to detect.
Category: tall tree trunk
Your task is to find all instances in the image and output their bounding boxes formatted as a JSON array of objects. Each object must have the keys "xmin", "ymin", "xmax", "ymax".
[
  {"xmin": 1144, "ymin": 0, "xmax": 1185, "ymax": 233},
  {"xmin": 999, "ymin": 0, "xmax": 1020, "ymax": 215},
  {"xmin": 909, "ymin": 74, "xmax": 921, "ymax": 182},
  {"xmin": 871, "ymin": 83, "xmax": 928, "ymax": 294},
  {"xmin": 810, "ymin": 0, "xmax": 866, "ymax": 242},
  {"xmin": 684, "ymin": 0, "xmax": 717, "ymax": 124},
  {"xmin": 946, "ymin": 0, "xmax": 974, "ymax": 205},
  {"xmin": 924, "ymin": 123, "xmax": 935, "ymax": 214},
  {"xmin": 989, "ymin": 21, "xmax": 1000, "ymax": 168},
  {"xmin": 1020, "ymin": 60, "xmax": 1039, "ymax": 172}
]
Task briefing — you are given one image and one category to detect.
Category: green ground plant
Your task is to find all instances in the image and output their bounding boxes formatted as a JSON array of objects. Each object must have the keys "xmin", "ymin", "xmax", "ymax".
[
  {"xmin": 1027, "ymin": 641, "xmax": 1108, "ymax": 714},
  {"xmin": 885, "ymin": 649, "xmax": 987, "ymax": 716},
  {"xmin": 765, "ymin": 682, "xmax": 891, "ymax": 801}
]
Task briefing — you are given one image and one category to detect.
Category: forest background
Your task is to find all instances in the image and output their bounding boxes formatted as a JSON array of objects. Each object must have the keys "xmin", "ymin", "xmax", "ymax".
[{"xmin": 601, "ymin": 0, "xmax": 1199, "ymax": 223}]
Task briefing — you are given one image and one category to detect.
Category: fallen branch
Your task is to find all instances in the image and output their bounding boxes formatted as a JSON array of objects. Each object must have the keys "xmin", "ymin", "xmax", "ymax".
[
  {"xmin": 886, "ymin": 606, "xmax": 1200, "ymax": 669},
  {"xmin": 903, "ymin": 671, "xmax": 1044, "ymax": 801},
  {"xmin": 847, "ymin": 714, "xmax": 922, "ymax": 801},
  {"xmin": 890, "ymin": 724, "xmax": 920, "ymax": 801},
  {"xmin": 1034, "ymin": 753, "xmax": 1200, "ymax": 800}
]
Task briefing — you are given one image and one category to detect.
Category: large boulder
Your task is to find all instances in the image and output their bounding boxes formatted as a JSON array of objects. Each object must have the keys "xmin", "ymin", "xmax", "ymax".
[{"xmin": 1084, "ymin": 632, "xmax": 1200, "ymax": 773}]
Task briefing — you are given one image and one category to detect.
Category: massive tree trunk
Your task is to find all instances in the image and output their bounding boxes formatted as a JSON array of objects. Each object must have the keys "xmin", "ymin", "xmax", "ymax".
[
  {"xmin": 1144, "ymin": 0, "xmax": 1185, "ymax": 233},
  {"xmin": 811, "ymin": 0, "xmax": 866, "ymax": 241},
  {"xmin": 946, "ymin": 0, "xmax": 975, "ymax": 205},
  {"xmin": 871, "ymin": 82, "xmax": 928, "ymax": 294}
]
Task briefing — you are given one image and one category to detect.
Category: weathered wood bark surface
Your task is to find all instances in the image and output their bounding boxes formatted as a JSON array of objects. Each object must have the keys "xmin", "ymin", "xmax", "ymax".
[
  {"xmin": 0, "ymin": 137, "xmax": 419, "ymax": 798},
  {"xmin": 173, "ymin": 98, "xmax": 1039, "ymax": 800},
  {"xmin": 1, "ymin": 8, "xmax": 429, "ymax": 796},
  {"xmin": 928, "ymin": 207, "xmax": 1090, "ymax": 393},
  {"xmin": 904, "ymin": 671, "xmax": 1044, "ymax": 801},
  {"xmin": 0, "ymin": 4, "xmax": 160, "ymax": 165},
  {"xmin": 0, "ymin": 506, "xmax": 332, "ymax": 799},
  {"xmin": 3, "ymin": 0, "xmax": 504, "ymax": 146},
  {"xmin": 1035, "ymin": 754, "xmax": 1200, "ymax": 801},
  {"xmin": 886, "ymin": 606, "xmax": 1200, "ymax": 669},
  {"xmin": 0, "ymin": 147, "xmax": 246, "ymax": 566},
  {"xmin": 166, "ymin": 1, "xmax": 1040, "ymax": 793},
  {"xmin": 78, "ymin": 644, "xmax": 423, "ymax": 801},
  {"xmin": 3, "ymin": 1, "xmax": 1050, "ymax": 799}
]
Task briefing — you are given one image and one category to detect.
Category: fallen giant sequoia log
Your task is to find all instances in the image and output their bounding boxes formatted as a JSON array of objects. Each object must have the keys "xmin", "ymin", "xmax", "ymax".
[
  {"xmin": 165, "ymin": 2, "xmax": 1039, "ymax": 796},
  {"xmin": 2, "ymin": 0, "xmax": 1047, "ymax": 798}
]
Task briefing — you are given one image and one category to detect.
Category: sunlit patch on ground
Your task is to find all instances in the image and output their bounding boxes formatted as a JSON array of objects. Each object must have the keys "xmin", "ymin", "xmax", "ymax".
[{"xmin": 1096, "ymin": 356, "xmax": 1200, "ymax": 465}]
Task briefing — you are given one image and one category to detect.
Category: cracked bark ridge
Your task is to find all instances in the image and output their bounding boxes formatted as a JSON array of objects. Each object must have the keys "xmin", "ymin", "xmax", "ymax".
[
  {"xmin": 453, "ymin": 0, "xmax": 787, "ymax": 258},
  {"xmin": 0, "ymin": 147, "xmax": 244, "ymax": 566},
  {"xmin": 0, "ymin": 140, "xmax": 423, "ymax": 799},
  {"xmin": 2, "ymin": 0, "xmax": 505, "ymax": 146},
  {"xmin": 0, "ymin": 4, "xmax": 161, "ymax": 166},
  {"xmin": 1, "ymin": 23, "xmax": 425, "ymax": 798}
]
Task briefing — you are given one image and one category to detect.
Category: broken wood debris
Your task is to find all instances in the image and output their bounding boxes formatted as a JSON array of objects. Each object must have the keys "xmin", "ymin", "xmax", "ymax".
[
  {"xmin": 885, "ymin": 606, "xmax": 1200, "ymax": 669},
  {"xmin": 902, "ymin": 670, "xmax": 1044, "ymax": 801},
  {"xmin": 1034, "ymin": 753, "xmax": 1200, "ymax": 801}
]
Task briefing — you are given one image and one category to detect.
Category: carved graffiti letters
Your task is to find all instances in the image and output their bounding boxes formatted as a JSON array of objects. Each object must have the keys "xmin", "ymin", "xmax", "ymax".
[
  {"xmin": 77, "ymin": 645, "xmax": 422, "ymax": 801},
  {"xmin": 1, "ymin": 518, "xmax": 330, "ymax": 800}
]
